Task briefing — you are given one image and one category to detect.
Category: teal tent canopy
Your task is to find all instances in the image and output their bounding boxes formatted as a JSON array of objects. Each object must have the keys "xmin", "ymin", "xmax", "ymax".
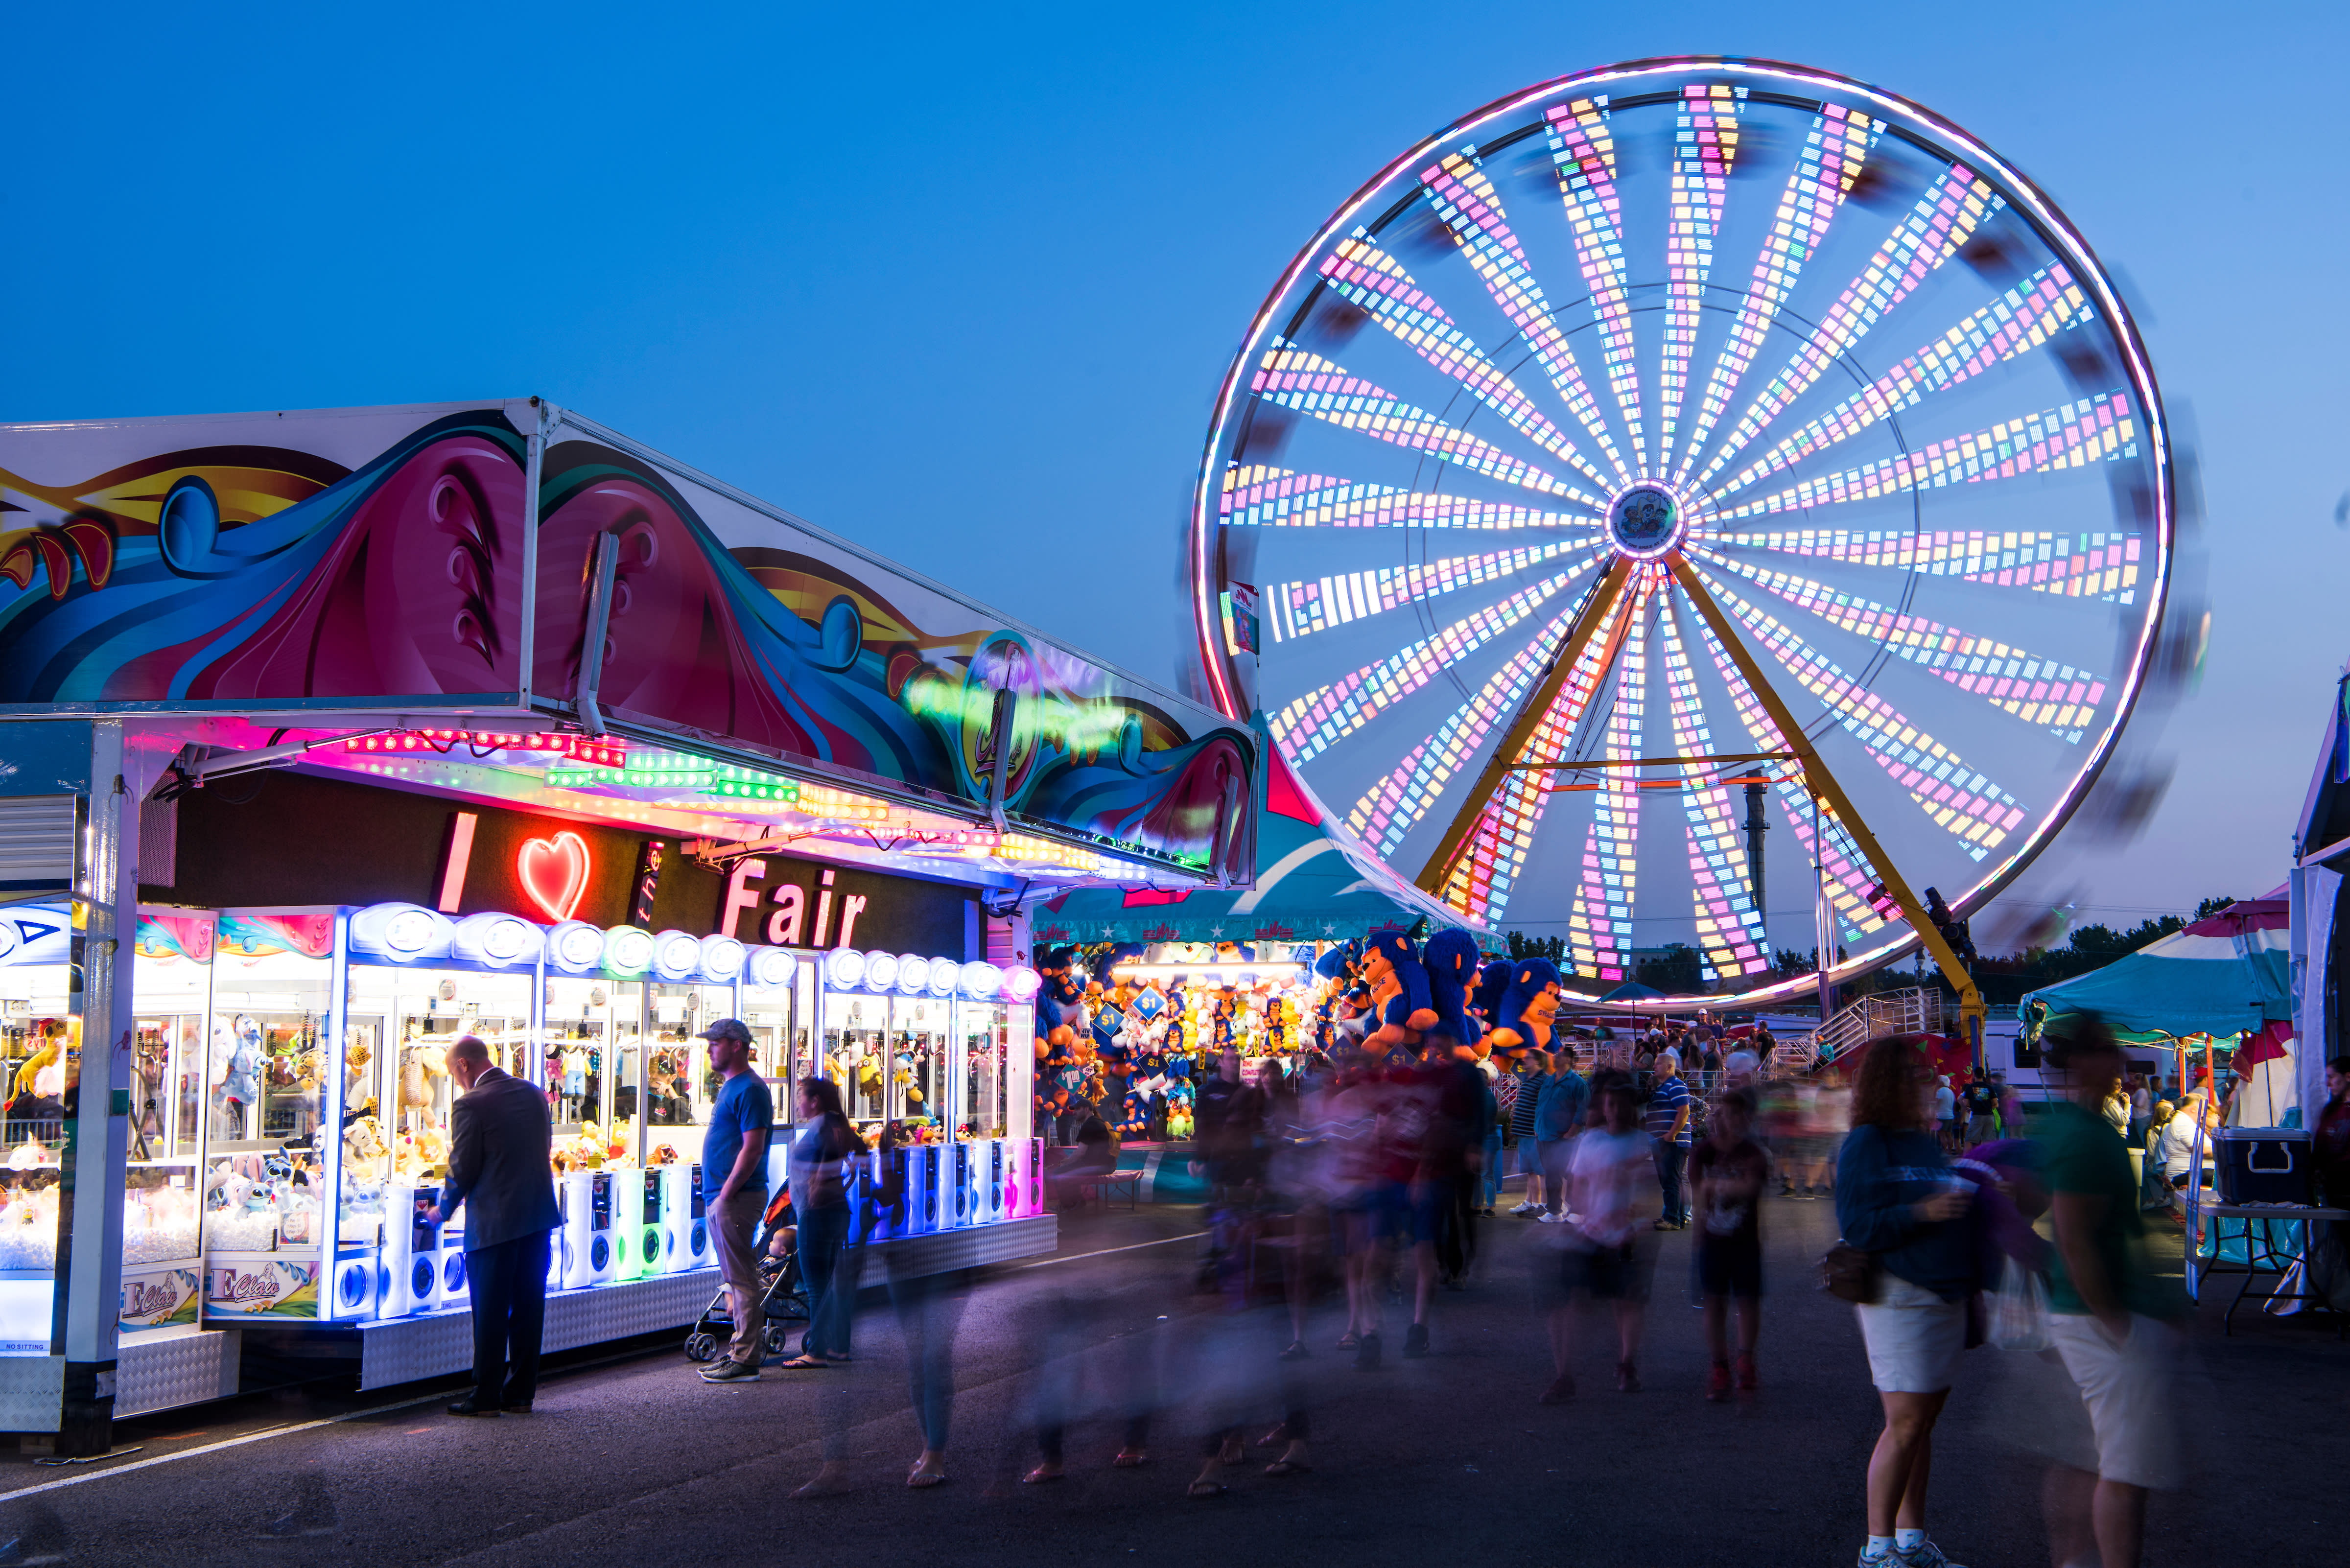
[
  {"xmin": 2020, "ymin": 897, "xmax": 2289, "ymax": 1044},
  {"xmin": 1034, "ymin": 714, "xmax": 1484, "ymax": 947}
]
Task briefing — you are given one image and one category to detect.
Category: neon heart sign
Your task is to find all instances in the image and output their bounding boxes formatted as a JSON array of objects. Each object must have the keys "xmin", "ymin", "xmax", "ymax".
[{"xmin": 516, "ymin": 831, "xmax": 592, "ymax": 923}]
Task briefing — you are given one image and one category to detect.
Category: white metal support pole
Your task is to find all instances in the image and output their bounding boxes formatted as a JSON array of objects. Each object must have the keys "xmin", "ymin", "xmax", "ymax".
[
  {"xmin": 1812, "ymin": 786, "xmax": 1833, "ymax": 1024},
  {"xmin": 55, "ymin": 719, "xmax": 134, "ymax": 1455}
]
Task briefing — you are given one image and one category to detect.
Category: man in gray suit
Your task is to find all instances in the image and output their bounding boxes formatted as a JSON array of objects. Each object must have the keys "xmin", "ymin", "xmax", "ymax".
[{"xmin": 426, "ymin": 1036, "xmax": 561, "ymax": 1416}]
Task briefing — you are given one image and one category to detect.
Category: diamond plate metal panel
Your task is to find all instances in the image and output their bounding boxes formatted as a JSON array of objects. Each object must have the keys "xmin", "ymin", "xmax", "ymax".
[
  {"xmin": 0, "ymin": 1356, "xmax": 63, "ymax": 1432},
  {"xmin": 116, "ymin": 1327, "xmax": 239, "ymax": 1417}
]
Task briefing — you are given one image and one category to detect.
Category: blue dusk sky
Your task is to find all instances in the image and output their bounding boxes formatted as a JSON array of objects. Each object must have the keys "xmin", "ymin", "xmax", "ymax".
[{"xmin": 7, "ymin": 1, "xmax": 2344, "ymax": 936}]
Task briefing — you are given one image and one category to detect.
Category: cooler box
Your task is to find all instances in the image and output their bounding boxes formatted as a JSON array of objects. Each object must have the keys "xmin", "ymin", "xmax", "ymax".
[{"xmin": 2214, "ymin": 1128, "xmax": 2311, "ymax": 1205}]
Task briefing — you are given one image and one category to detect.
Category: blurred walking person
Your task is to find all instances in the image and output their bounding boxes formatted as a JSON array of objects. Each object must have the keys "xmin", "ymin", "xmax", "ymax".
[
  {"xmin": 1534, "ymin": 1044, "xmax": 1589, "ymax": 1225},
  {"xmin": 1539, "ymin": 1072, "xmax": 1656, "ymax": 1402},
  {"xmin": 1692, "ymin": 1086, "xmax": 1768, "ymax": 1399},
  {"xmin": 1835, "ymin": 1037, "xmax": 1976, "ymax": 1568},
  {"xmin": 2038, "ymin": 1015, "xmax": 2186, "ymax": 1568}
]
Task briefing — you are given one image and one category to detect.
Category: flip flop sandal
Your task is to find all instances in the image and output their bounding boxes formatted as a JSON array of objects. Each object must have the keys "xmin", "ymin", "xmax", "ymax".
[
  {"xmin": 1264, "ymin": 1459, "xmax": 1313, "ymax": 1477},
  {"xmin": 907, "ymin": 1472, "xmax": 949, "ymax": 1489},
  {"xmin": 778, "ymin": 1356, "xmax": 830, "ymax": 1369},
  {"xmin": 1022, "ymin": 1467, "xmax": 1066, "ymax": 1485},
  {"xmin": 1112, "ymin": 1451, "xmax": 1150, "ymax": 1469},
  {"xmin": 1187, "ymin": 1482, "xmax": 1229, "ymax": 1499}
]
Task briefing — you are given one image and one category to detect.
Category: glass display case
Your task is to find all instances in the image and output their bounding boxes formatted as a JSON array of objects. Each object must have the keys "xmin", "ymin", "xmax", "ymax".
[
  {"xmin": 825, "ymin": 989, "xmax": 890, "ymax": 1134},
  {"xmin": 0, "ymin": 906, "xmax": 218, "ymax": 1351},
  {"xmin": 740, "ymin": 947, "xmax": 806, "ymax": 1121},
  {"xmin": 961, "ymin": 999, "xmax": 1010, "ymax": 1141}
]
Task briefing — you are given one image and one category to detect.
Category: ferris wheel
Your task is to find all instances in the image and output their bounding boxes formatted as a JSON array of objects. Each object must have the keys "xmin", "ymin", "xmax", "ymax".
[{"xmin": 1190, "ymin": 58, "xmax": 2171, "ymax": 1009}]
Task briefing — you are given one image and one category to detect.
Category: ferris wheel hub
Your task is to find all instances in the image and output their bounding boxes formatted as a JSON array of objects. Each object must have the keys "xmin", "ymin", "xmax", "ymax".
[{"xmin": 1604, "ymin": 481, "xmax": 1686, "ymax": 561}]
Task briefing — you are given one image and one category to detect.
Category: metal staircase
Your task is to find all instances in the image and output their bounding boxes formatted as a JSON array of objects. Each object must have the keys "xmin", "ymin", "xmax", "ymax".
[{"xmin": 1815, "ymin": 986, "xmax": 1948, "ymax": 1061}]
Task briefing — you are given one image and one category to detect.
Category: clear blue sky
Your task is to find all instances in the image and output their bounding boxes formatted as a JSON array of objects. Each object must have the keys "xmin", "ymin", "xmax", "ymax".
[{"xmin": 8, "ymin": 1, "xmax": 2343, "ymax": 932}]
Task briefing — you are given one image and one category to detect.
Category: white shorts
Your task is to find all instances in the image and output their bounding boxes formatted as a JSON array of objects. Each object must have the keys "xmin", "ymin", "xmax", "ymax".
[
  {"xmin": 2046, "ymin": 1312, "xmax": 2186, "ymax": 1491},
  {"xmin": 1855, "ymin": 1274, "xmax": 1967, "ymax": 1393}
]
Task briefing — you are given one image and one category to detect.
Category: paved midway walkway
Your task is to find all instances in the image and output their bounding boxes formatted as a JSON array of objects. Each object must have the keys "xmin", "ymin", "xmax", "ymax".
[{"xmin": 1, "ymin": 1192, "xmax": 2335, "ymax": 1567}]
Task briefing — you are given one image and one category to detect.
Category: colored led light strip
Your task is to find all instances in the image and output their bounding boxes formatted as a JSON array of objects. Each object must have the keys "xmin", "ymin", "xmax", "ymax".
[
  {"xmin": 1419, "ymin": 150, "xmax": 1630, "ymax": 487},
  {"xmin": 1694, "ymin": 550, "xmax": 2108, "ymax": 741},
  {"xmin": 1690, "ymin": 564, "xmax": 2025, "ymax": 858},
  {"xmin": 1658, "ymin": 84, "xmax": 1744, "ymax": 465},
  {"xmin": 1705, "ymin": 524, "xmax": 2140, "ymax": 605},
  {"xmin": 1709, "ymin": 264, "xmax": 2092, "ymax": 501},
  {"xmin": 1317, "ymin": 234, "xmax": 1606, "ymax": 479},
  {"xmin": 1563, "ymin": 591, "xmax": 1650, "ymax": 979},
  {"xmin": 1267, "ymin": 540, "xmax": 1592, "ymax": 644},
  {"xmin": 1706, "ymin": 391, "xmax": 2139, "ymax": 526},
  {"xmin": 1268, "ymin": 568, "xmax": 1578, "ymax": 764},
  {"xmin": 1673, "ymin": 102, "xmax": 1882, "ymax": 487},
  {"xmin": 1690, "ymin": 612, "xmax": 1893, "ymax": 942},
  {"xmin": 1348, "ymin": 593, "xmax": 1588, "ymax": 857},
  {"xmin": 1251, "ymin": 341, "xmax": 1600, "ymax": 505},
  {"xmin": 1218, "ymin": 464, "xmax": 1603, "ymax": 532},
  {"xmin": 1657, "ymin": 595, "xmax": 1772, "ymax": 978},
  {"xmin": 1544, "ymin": 97, "xmax": 1645, "ymax": 465},
  {"xmin": 1440, "ymin": 582, "xmax": 1637, "ymax": 921},
  {"xmin": 1693, "ymin": 163, "xmax": 1999, "ymax": 494}
]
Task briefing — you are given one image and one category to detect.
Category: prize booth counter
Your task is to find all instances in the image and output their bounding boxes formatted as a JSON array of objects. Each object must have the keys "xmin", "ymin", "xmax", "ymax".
[{"xmin": 112, "ymin": 902, "xmax": 1054, "ymax": 1399}]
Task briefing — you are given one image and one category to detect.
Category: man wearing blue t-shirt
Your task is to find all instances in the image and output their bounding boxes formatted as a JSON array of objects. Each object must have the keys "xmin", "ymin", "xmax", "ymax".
[
  {"xmin": 698, "ymin": 1018, "xmax": 776, "ymax": 1381},
  {"xmin": 1645, "ymin": 1049, "xmax": 1694, "ymax": 1229}
]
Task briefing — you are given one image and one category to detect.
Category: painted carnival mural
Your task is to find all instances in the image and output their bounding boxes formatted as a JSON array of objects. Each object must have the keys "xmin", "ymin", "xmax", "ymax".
[{"xmin": 0, "ymin": 403, "xmax": 1250, "ymax": 875}]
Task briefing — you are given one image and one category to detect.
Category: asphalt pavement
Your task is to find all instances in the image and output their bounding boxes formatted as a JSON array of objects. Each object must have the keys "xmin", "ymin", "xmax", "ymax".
[{"xmin": 0, "ymin": 1189, "xmax": 2335, "ymax": 1567}]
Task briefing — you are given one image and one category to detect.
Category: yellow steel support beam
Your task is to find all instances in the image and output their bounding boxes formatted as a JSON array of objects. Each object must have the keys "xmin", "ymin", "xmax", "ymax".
[
  {"xmin": 1665, "ymin": 552, "xmax": 1985, "ymax": 1054},
  {"xmin": 1416, "ymin": 555, "xmax": 1636, "ymax": 896}
]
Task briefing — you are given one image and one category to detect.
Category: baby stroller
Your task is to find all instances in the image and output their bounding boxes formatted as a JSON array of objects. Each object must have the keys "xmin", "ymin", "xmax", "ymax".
[{"xmin": 682, "ymin": 1186, "xmax": 809, "ymax": 1362}]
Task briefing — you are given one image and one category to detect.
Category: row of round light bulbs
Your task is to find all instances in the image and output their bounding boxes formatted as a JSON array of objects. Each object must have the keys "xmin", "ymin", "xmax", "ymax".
[
  {"xmin": 347, "ymin": 902, "xmax": 1040, "ymax": 1003},
  {"xmin": 820, "ymin": 947, "xmax": 1041, "ymax": 1004}
]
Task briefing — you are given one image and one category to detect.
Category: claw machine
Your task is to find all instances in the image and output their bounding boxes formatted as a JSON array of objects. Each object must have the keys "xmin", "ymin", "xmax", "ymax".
[
  {"xmin": 202, "ymin": 910, "xmax": 340, "ymax": 1322},
  {"xmin": 333, "ymin": 905, "xmax": 540, "ymax": 1319},
  {"xmin": 821, "ymin": 950, "xmax": 891, "ymax": 1141}
]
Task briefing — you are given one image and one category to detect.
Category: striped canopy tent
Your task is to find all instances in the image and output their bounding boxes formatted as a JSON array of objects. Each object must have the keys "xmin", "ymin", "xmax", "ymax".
[
  {"xmin": 1034, "ymin": 714, "xmax": 1484, "ymax": 948},
  {"xmin": 2021, "ymin": 891, "xmax": 2295, "ymax": 1119}
]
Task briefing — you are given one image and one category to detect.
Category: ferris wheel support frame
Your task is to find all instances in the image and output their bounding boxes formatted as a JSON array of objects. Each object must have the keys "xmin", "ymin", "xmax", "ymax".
[{"xmin": 1665, "ymin": 552, "xmax": 1985, "ymax": 1067}]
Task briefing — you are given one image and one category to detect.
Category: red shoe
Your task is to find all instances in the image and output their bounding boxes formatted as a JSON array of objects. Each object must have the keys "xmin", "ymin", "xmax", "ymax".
[
  {"xmin": 1734, "ymin": 1354, "xmax": 1758, "ymax": 1392},
  {"xmin": 1705, "ymin": 1362, "xmax": 1731, "ymax": 1402}
]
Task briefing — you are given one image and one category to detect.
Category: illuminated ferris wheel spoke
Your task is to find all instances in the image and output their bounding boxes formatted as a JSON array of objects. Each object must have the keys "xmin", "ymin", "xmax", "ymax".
[
  {"xmin": 1657, "ymin": 594, "xmax": 1773, "ymax": 978},
  {"xmin": 1267, "ymin": 563, "xmax": 1589, "ymax": 764},
  {"xmin": 1264, "ymin": 538, "xmax": 1598, "ymax": 644},
  {"xmin": 1658, "ymin": 83, "xmax": 1746, "ymax": 464},
  {"xmin": 1686, "ymin": 562, "xmax": 2025, "ymax": 860},
  {"xmin": 1562, "ymin": 594, "xmax": 1653, "ymax": 979},
  {"xmin": 1348, "ymin": 593, "xmax": 1592, "ymax": 857},
  {"xmin": 1689, "ymin": 606, "xmax": 1895, "ymax": 944},
  {"xmin": 1690, "ymin": 163, "xmax": 2002, "ymax": 495},
  {"xmin": 1671, "ymin": 104, "xmax": 1884, "ymax": 488},
  {"xmin": 1711, "ymin": 264, "xmax": 2095, "ymax": 501},
  {"xmin": 1692, "ymin": 549, "xmax": 2109, "ymax": 741},
  {"xmin": 1219, "ymin": 465, "xmax": 1606, "ymax": 533},
  {"xmin": 1697, "ymin": 388, "xmax": 2140, "ymax": 526},
  {"xmin": 1317, "ymin": 234, "xmax": 1616, "ymax": 480},
  {"xmin": 1441, "ymin": 581, "xmax": 1641, "ymax": 921},
  {"xmin": 1705, "ymin": 522, "xmax": 2142, "ymax": 604},
  {"xmin": 1200, "ymin": 62, "xmax": 2171, "ymax": 1007},
  {"xmin": 1542, "ymin": 98, "xmax": 1645, "ymax": 465},
  {"xmin": 1418, "ymin": 151, "xmax": 1632, "ymax": 486},
  {"xmin": 1252, "ymin": 340, "xmax": 1607, "ymax": 507}
]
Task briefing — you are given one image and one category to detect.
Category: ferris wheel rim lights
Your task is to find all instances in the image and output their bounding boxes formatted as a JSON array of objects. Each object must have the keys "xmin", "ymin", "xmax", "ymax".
[{"xmin": 1189, "ymin": 55, "xmax": 2171, "ymax": 1009}]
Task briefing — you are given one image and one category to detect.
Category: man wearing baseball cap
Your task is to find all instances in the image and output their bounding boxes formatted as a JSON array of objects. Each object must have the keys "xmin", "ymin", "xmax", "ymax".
[{"xmin": 696, "ymin": 1018, "xmax": 775, "ymax": 1381}]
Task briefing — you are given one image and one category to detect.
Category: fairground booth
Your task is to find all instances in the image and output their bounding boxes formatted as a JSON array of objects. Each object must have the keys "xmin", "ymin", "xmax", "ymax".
[
  {"xmin": 1035, "ymin": 725, "xmax": 1480, "ymax": 1193},
  {"xmin": 0, "ymin": 400, "xmax": 1256, "ymax": 1450}
]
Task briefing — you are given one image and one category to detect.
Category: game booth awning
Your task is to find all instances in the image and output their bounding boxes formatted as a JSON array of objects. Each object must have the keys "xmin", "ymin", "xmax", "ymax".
[
  {"xmin": 1032, "ymin": 715, "xmax": 1482, "ymax": 948},
  {"xmin": 2021, "ymin": 891, "xmax": 2294, "ymax": 1117}
]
